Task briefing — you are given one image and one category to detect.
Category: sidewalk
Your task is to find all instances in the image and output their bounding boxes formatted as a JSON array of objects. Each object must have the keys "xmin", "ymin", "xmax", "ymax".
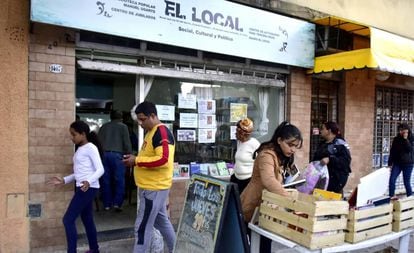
[{"xmin": 37, "ymin": 231, "xmax": 414, "ymax": 252}]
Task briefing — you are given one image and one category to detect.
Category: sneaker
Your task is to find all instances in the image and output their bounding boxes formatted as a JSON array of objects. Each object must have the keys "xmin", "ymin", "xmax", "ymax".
[
  {"xmin": 114, "ymin": 205, "xmax": 122, "ymax": 212},
  {"xmin": 104, "ymin": 207, "xmax": 111, "ymax": 211}
]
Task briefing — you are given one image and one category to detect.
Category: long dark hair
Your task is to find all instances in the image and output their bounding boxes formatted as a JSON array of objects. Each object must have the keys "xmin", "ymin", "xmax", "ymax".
[
  {"xmin": 70, "ymin": 121, "xmax": 104, "ymax": 159},
  {"xmin": 253, "ymin": 121, "xmax": 303, "ymax": 168}
]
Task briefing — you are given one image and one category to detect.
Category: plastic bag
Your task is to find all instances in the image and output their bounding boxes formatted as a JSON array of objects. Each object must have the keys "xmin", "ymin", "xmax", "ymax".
[{"xmin": 296, "ymin": 161, "xmax": 329, "ymax": 194}]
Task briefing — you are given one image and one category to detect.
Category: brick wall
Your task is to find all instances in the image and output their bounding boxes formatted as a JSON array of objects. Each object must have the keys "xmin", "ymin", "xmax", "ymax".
[
  {"xmin": 341, "ymin": 69, "xmax": 376, "ymax": 193},
  {"xmin": 286, "ymin": 68, "xmax": 312, "ymax": 169},
  {"xmin": 169, "ymin": 180, "xmax": 188, "ymax": 228},
  {"xmin": 28, "ymin": 23, "xmax": 76, "ymax": 252}
]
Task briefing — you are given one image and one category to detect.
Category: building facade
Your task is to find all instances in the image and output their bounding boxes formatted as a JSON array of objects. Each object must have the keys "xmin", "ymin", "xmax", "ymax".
[{"xmin": 1, "ymin": 0, "xmax": 413, "ymax": 252}]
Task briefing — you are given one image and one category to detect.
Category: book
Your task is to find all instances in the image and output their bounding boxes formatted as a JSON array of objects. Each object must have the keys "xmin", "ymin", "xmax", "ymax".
[
  {"xmin": 179, "ymin": 164, "xmax": 190, "ymax": 177},
  {"xmin": 189, "ymin": 162, "xmax": 200, "ymax": 176},
  {"xmin": 283, "ymin": 178, "xmax": 306, "ymax": 188},
  {"xmin": 368, "ymin": 195, "xmax": 391, "ymax": 206},
  {"xmin": 173, "ymin": 162, "xmax": 180, "ymax": 177},
  {"xmin": 313, "ymin": 188, "xmax": 342, "ymax": 200},
  {"xmin": 216, "ymin": 161, "xmax": 229, "ymax": 176},
  {"xmin": 200, "ymin": 163, "xmax": 209, "ymax": 175},
  {"xmin": 284, "ymin": 164, "xmax": 300, "ymax": 184},
  {"xmin": 207, "ymin": 163, "xmax": 219, "ymax": 176}
]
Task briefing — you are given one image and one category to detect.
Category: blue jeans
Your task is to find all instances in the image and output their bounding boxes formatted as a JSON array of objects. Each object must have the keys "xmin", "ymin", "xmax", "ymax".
[
  {"xmin": 389, "ymin": 164, "xmax": 413, "ymax": 197},
  {"xmin": 63, "ymin": 187, "xmax": 99, "ymax": 253},
  {"xmin": 101, "ymin": 151, "xmax": 126, "ymax": 208}
]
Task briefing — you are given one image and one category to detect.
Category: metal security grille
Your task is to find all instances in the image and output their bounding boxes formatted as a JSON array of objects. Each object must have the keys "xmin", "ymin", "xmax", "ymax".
[
  {"xmin": 374, "ymin": 87, "xmax": 414, "ymax": 194},
  {"xmin": 309, "ymin": 78, "xmax": 339, "ymax": 161}
]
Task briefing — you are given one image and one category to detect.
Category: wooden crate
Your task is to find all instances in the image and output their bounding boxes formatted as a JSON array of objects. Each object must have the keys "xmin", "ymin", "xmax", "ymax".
[
  {"xmin": 258, "ymin": 190, "xmax": 349, "ymax": 250},
  {"xmin": 392, "ymin": 196, "xmax": 414, "ymax": 232},
  {"xmin": 345, "ymin": 203, "xmax": 393, "ymax": 243}
]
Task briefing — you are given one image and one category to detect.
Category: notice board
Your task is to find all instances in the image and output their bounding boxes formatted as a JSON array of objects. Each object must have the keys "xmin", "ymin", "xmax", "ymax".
[{"xmin": 174, "ymin": 174, "xmax": 249, "ymax": 253}]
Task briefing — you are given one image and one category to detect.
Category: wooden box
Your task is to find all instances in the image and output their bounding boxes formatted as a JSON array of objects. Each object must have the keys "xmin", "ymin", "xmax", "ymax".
[
  {"xmin": 392, "ymin": 196, "xmax": 414, "ymax": 232},
  {"xmin": 345, "ymin": 203, "xmax": 393, "ymax": 243},
  {"xmin": 258, "ymin": 190, "xmax": 349, "ymax": 250}
]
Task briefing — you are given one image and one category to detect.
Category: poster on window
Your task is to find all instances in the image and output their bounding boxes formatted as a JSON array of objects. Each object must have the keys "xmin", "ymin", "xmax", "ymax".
[
  {"xmin": 155, "ymin": 105, "xmax": 175, "ymax": 121},
  {"xmin": 178, "ymin": 93, "xmax": 197, "ymax": 109},
  {"xmin": 198, "ymin": 100, "xmax": 216, "ymax": 114},
  {"xmin": 230, "ymin": 103, "xmax": 248, "ymax": 122},
  {"xmin": 198, "ymin": 114, "xmax": 216, "ymax": 129},
  {"xmin": 230, "ymin": 125, "xmax": 237, "ymax": 140},
  {"xmin": 179, "ymin": 113, "xmax": 198, "ymax": 128},
  {"xmin": 198, "ymin": 129, "xmax": 216, "ymax": 143},
  {"xmin": 177, "ymin": 130, "xmax": 196, "ymax": 142}
]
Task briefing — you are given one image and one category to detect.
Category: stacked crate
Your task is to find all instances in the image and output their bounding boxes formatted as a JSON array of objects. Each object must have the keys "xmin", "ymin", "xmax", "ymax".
[
  {"xmin": 392, "ymin": 196, "xmax": 414, "ymax": 232},
  {"xmin": 258, "ymin": 190, "xmax": 349, "ymax": 250},
  {"xmin": 345, "ymin": 203, "xmax": 393, "ymax": 243}
]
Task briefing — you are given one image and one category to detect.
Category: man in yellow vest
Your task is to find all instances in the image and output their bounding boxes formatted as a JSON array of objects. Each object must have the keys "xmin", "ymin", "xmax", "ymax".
[{"xmin": 123, "ymin": 101, "xmax": 176, "ymax": 253}]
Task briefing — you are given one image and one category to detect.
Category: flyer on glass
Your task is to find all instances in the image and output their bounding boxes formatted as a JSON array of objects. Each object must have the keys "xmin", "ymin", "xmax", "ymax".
[
  {"xmin": 177, "ymin": 129, "xmax": 196, "ymax": 142},
  {"xmin": 178, "ymin": 93, "xmax": 197, "ymax": 109},
  {"xmin": 230, "ymin": 103, "xmax": 248, "ymax": 122},
  {"xmin": 179, "ymin": 113, "xmax": 198, "ymax": 128},
  {"xmin": 230, "ymin": 125, "xmax": 237, "ymax": 140},
  {"xmin": 198, "ymin": 114, "xmax": 216, "ymax": 129},
  {"xmin": 198, "ymin": 99, "xmax": 216, "ymax": 114},
  {"xmin": 198, "ymin": 129, "xmax": 216, "ymax": 143},
  {"xmin": 155, "ymin": 105, "xmax": 175, "ymax": 121}
]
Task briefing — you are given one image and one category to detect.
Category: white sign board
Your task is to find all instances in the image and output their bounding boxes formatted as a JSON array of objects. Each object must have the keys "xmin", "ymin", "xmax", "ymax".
[{"xmin": 31, "ymin": 0, "xmax": 315, "ymax": 67}]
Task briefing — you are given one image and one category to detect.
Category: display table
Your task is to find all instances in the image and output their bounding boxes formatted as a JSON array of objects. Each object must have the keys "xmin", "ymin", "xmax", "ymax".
[{"xmin": 248, "ymin": 222, "xmax": 413, "ymax": 253}]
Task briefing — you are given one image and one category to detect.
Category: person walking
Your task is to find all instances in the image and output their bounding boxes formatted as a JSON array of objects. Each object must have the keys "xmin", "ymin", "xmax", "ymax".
[
  {"xmin": 230, "ymin": 118, "xmax": 260, "ymax": 194},
  {"xmin": 47, "ymin": 120, "xmax": 104, "ymax": 253},
  {"xmin": 388, "ymin": 123, "xmax": 414, "ymax": 199},
  {"xmin": 241, "ymin": 121, "xmax": 303, "ymax": 253},
  {"xmin": 313, "ymin": 121, "xmax": 351, "ymax": 194},
  {"xmin": 123, "ymin": 101, "xmax": 176, "ymax": 253},
  {"xmin": 98, "ymin": 110, "xmax": 132, "ymax": 211}
]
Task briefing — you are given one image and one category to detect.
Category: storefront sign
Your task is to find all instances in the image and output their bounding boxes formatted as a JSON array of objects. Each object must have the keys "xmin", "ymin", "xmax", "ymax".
[{"xmin": 31, "ymin": 0, "xmax": 315, "ymax": 67}]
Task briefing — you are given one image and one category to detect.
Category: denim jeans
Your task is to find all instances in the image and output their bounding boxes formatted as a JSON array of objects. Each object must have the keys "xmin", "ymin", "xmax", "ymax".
[
  {"xmin": 63, "ymin": 187, "xmax": 99, "ymax": 253},
  {"xmin": 389, "ymin": 164, "xmax": 413, "ymax": 197},
  {"xmin": 101, "ymin": 151, "xmax": 126, "ymax": 208}
]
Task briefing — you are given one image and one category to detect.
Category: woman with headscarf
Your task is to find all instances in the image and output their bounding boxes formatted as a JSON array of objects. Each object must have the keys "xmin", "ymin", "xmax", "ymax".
[{"xmin": 230, "ymin": 118, "xmax": 261, "ymax": 194}]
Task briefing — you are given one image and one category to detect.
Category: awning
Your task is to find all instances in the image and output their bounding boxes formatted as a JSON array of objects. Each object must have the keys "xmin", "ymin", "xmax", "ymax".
[
  {"xmin": 313, "ymin": 16, "xmax": 370, "ymax": 37},
  {"xmin": 310, "ymin": 18, "xmax": 414, "ymax": 77}
]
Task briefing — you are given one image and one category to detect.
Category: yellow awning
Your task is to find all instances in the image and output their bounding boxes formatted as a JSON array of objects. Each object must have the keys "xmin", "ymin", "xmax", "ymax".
[
  {"xmin": 311, "ymin": 48, "xmax": 376, "ymax": 73},
  {"xmin": 310, "ymin": 25, "xmax": 414, "ymax": 77}
]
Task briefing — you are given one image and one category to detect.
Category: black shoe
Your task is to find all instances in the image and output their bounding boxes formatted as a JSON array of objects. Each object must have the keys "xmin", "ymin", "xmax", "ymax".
[{"xmin": 114, "ymin": 205, "xmax": 122, "ymax": 212}]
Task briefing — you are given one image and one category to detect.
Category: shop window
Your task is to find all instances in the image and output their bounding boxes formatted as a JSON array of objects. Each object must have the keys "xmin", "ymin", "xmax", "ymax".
[
  {"xmin": 145, "ymin": 77, "xmax": 283, "ymax": 165},
  {"xmin": 373, "ymin": 87, "xmax": 414, "ymax": 168},
  {"xmin": 374, "ymin": 87, "xmax": 414, "ymax": 193}
]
